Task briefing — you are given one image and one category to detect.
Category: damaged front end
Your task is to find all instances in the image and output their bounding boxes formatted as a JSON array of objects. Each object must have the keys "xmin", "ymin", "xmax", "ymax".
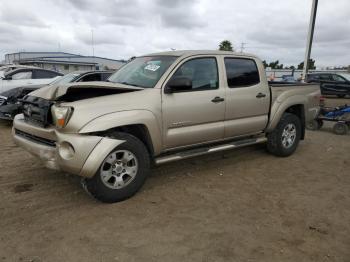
[
  {"xmin": 12, "ymin": 82, "xmax": 142, "ymax": 177},
  {"xmin": 0, "ymin": 86, "xmax": 42, "ymax": 120},
  {"xmin": 21, "ymin": 82, "xmax": 142, "ymax": 127},
  {"xmin": 13, "ymin": 115, "xmax": 125, "ymax": 177}
]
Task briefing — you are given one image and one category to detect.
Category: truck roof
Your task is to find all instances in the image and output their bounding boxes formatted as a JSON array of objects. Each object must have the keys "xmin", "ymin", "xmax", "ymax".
[{"xmin": 143, "ymin": 50, "xmax": 258, "ymax": 59}]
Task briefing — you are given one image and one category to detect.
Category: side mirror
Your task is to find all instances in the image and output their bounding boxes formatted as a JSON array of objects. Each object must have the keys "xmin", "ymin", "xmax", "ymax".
[{"xmin": 164, "ymin": 77, "xmax": 192, "ymax": 94}]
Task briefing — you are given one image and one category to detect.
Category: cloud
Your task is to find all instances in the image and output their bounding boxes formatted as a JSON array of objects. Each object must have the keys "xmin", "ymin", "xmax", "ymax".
[
  {"xmin": 0, "ymin": 4, "xmax": 47, "ymax": 28},
  {"xmin": 0, "ymin": 0, "xmax": 349, "ymax": 67},
  {"xmin": 156, "ymin": 0, "xmax": 206, "ymax": 29}
]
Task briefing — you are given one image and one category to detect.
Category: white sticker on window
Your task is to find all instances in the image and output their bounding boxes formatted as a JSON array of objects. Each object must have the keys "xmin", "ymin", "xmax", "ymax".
[{"xmin": 144, "ymin": 64, "xmax": 160, "ymax": 72}]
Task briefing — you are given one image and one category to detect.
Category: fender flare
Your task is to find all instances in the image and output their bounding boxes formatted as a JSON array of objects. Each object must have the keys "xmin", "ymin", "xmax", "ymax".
[
  {"xmin": 78, "ymin": 110, "xmax": 162, "ymax": 155},
  {"xmin": 266, "ymin": 95, "xmax": 307, "ymax": 132}
]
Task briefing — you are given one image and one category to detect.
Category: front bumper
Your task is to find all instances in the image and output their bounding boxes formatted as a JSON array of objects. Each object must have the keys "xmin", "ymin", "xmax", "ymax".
[
  {"xmin": 0, "ymin": 112, "xmax": 13, "ymax": 120},
  {"xmin": 12, "ymin": 114, "xmax": 125, "ymax": 177},
  {"xmin": 0, "ymin": 104, "xmax": 20, "ymax": 120}
]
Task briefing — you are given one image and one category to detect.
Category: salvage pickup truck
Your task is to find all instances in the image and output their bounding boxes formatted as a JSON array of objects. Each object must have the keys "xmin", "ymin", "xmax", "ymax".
[{"xmin": 12, "ymin": 50, "xmax": 321, "ymax": 203}]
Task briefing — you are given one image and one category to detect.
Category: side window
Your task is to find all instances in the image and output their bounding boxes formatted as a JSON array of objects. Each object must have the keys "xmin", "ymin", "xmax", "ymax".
[
  {"xmin": 224, "ymin": 58, "xmax": 260, "ymax": 88},
  {"xmin": 332, "ymin": 75, "xmax": 346, "ymax": 82},
  {"xmin": 170, "ymin": 57, "xmax": 219, "ymax": 91},
  {"xmin": 102, "ymin": 73, "xmax": 112, "ymax": 81},
  {"xmin": 34, "ymin": 70, "xmax": 58, "ymax": 79},
  {"xmin": 11, "ymin": 71, "xmax": 32, "ymax": 80},
  {"xmin": 79, "ymin": 73, "xmax": 102, "ymax": 82},
  {"xmin": 319, "ymin": 74, "xmax": 332, "ymax": 81}
]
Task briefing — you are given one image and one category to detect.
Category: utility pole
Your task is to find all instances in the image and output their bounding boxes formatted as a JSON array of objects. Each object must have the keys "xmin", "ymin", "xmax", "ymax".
[
  {"xmin": 302, "ymin": 0, "xmax": 318, "ymax": 82},
  {"xmin": 91, "ymin": 29, "xmax": 95, "ymax": 69},
  {"xmin": 240, "ymin": 42, "xmax": 247, "ymax": 53}
]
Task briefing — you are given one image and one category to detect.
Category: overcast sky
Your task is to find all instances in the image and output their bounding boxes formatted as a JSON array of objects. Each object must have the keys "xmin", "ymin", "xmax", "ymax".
[{"xmin": 0, "ymin": 0, "xmax": 349, "ymax": 67}]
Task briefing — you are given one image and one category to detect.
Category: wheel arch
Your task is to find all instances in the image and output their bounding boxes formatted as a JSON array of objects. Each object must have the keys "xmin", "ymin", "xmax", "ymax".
[
  {"xmin": 97, "ymin": 124, "xmax": 155, "ymax": 157},
  {"xmin": 78, "ymin": 110, "xmax": 162, "ymax": 156},
  {"xmin": 267, "ymin": 101, "xmax": 306, "ymax": 140}
]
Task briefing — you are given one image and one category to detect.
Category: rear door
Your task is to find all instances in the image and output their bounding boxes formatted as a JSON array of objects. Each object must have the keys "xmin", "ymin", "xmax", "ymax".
[
  {"xmin": 223, "ymin": 57, "xmax": 270, "ymax": 138},
  {"xmin": 162, "ymin": 56, "xmax": 225, "ymax": 149}
]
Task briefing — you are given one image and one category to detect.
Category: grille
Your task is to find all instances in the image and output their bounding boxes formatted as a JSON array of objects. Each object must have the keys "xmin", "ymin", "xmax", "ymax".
[
  {"xmin": 15, "ymin": 129, "xmax": 56, "ymax": 147},
  {"xmin": 22, "ymin": 96, "xmax": 53, "ymax": 127}
]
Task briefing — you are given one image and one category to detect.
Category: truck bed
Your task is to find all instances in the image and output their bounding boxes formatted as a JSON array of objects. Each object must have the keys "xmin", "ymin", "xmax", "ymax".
[{"xmin": 268, "ymin": 82, "xmax": 321, "ymax": 127}]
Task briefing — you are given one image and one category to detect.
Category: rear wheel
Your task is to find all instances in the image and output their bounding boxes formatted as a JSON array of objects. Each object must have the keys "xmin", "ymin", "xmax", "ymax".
[
  {"xmin": 82, "ymin": 132, "xmax": 150, "ymax": 203},
  {"xmin": 267, "ymin": 113, "xmax": 301, "ymax": 157},
  {"xmin": 333, "ymin": 122, "xmax": 349, "ymax": 135}
]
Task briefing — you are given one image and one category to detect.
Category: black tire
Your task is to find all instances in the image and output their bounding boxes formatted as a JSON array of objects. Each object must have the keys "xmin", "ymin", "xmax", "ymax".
[
  {"xmin": 82, "ymin": 132, "xmax": 150, "ymax": 203},
  {"xmin": 306, "ymin": 119, "xmax": 323, "ymax": 131},
  {"xmin": 333, "ymin": 122, "xmax": 349, "ymax": 135},
  {"xmin": 267, "ymin": 113, "xmax": 301, "ymax": 157},
  {"xmin": 337, "ymin": 94, "xmax": 346, "ymax": 98},
  {"xmin": 318, "ymin": 119, "xmax": 324, "ymax": 129}
]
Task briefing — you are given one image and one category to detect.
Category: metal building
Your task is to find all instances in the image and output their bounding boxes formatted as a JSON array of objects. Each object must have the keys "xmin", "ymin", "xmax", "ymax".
[{"xmin": 4, "ymin": 52, "xmax": 126, "ymax": 74}]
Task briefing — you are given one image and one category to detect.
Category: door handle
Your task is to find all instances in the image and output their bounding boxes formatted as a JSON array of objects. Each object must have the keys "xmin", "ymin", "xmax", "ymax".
[
  {"xmin": 256, "ymin": 93, "xmax": 266, "ymax": 98},
  {"xmin": 211, "ymin": 96, "xmax": 225, "ymax": 103}
]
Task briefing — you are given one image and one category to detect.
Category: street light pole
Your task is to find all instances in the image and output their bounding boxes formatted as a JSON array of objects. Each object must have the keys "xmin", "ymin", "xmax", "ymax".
[{"xmin": 302, "ymin": 0, "xmax": 318, "ymax": 82}]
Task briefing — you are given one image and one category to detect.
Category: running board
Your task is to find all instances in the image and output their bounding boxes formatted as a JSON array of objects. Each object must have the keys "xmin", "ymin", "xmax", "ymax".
[{"xmin": 155, "ymin": 137, "xmax": 267, "ymax": 165}]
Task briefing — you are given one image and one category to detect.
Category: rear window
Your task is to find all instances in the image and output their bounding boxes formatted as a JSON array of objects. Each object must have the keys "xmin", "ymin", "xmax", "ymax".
[{"xmin": 224, "ymin": 58, "xmax": 260, "ymax": 88}]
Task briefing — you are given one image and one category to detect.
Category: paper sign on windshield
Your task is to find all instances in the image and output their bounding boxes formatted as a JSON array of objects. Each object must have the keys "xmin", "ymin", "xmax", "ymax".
[{"xmin": 144, "ymin": 64, "xmax": 160, "ymax": 72}]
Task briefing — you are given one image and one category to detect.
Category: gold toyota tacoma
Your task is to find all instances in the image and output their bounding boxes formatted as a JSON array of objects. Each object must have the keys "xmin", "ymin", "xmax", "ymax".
[{"xmin": 12, "ymin": 51, "xmax": 321, "ymax": 202}]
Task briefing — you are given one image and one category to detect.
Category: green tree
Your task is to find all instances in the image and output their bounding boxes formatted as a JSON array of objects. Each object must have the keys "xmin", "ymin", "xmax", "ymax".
[
  {"xmin": 262, "ymin": 60, "xmax": 268, "ymax": 68},
  {"xmin": 297, "ymin": 59, "xmax": 316, "ymax": 70},
  {"xmin": 268, "ymin": 60, "xmax": 281, "ymax": 69},
  {"xmin": 219, "ymin": 40, "xmax": 234, "ymax": 51}
]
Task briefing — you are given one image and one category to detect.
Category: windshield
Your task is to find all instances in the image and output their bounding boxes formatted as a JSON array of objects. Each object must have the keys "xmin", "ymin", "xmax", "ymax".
[
  {"xmin": 49, "ymin": 72, "xmax": 80, "ymax": 85},
  {"xmin": 338, "ymin": 73, "xmax": 350, "ymax": 81},
  {"xmin": 108, "ymin": 56, "xmax": 178, "ymax": 88}
]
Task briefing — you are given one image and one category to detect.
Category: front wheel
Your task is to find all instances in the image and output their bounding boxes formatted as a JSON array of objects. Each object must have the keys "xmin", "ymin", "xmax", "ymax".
[
  {"xmin": 82, "ymin": 132, "xmax": 150, "ymax": 203},
  {"xmin": 267, "ymin": 113, "xmax": 301, "ymax": 157}
]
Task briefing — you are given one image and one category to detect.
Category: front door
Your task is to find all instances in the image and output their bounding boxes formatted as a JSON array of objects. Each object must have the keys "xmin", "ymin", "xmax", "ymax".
[
  {"xmin": 162, "ymin": 56, "xmax": 225, "ymax": 150},
  {"xmin": 2, "ymin": 69, "xmax": 33, "ymax": 93},
  {"xmin": 332, "ymin": 74, "xmax": 350, "ymax": 96},
  {"xmin": 320, "ymin": 74, "xmax": 337, "ymax": 95}
]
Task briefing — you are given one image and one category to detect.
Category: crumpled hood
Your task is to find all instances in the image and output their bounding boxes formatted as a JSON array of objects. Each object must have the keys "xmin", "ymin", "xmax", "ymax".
[
  {"xmin": 29, "ymin": 81, "xmax": 143, "ymax": 101},
  {"xmin": 60, "ymin": 87, "xmax": 161, "ymax": 133}
]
